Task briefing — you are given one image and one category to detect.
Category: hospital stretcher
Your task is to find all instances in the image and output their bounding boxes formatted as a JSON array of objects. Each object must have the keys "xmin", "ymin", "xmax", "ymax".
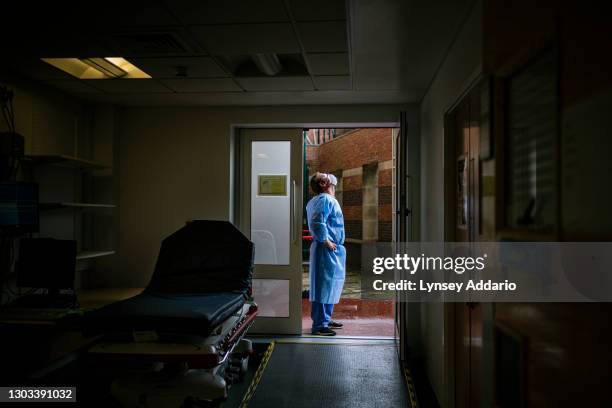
[{"xmin": 83, "ymin": 221, "xmax": 258, "ymax": 407}]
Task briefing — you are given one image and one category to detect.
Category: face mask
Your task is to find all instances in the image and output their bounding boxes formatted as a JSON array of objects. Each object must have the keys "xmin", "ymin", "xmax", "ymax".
[{"xmin": 322, "ymin": 173, "xmax": 338, "ymax": 186}]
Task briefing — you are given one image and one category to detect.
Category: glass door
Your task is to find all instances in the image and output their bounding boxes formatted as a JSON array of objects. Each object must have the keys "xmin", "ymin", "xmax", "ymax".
[
  {"xmin": 395, "ymin": 113, "xmax": 408, "ymax": 359},
  {"xmin": 238, "ymin": 128, "xmax": 303, "ymax": 334}
]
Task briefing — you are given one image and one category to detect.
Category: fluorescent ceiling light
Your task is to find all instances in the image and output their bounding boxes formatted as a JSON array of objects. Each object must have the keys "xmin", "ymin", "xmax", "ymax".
[
  {"xmin": 81, "ymin": 58, "xmax": 127, "ymax": 78},
  {"xmin": 41, "ymin": 57, "xmax": 151, "ymax": 79},
  {"xmin": 251, "ymin": 54, "xmax": 282, "ymax": 76}
]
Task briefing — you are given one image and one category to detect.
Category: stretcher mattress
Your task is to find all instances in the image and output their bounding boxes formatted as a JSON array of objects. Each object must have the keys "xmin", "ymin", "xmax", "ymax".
[
  {"xmin": 83, "ymin": 221, "xmax": 254, "ymax": 338},
  {"xmin": 83, "ymin": 291, "xmax": 246, "ymax": 337},
  {"xmin": 148, "ymin": 220, "xmax": 254, "ymax": 294}
]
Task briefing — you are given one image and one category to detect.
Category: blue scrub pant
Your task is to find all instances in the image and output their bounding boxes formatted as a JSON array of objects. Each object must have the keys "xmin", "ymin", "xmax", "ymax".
[{"xmin": 311, "ymin": 301, "xmax": 334, "ymax": 331}]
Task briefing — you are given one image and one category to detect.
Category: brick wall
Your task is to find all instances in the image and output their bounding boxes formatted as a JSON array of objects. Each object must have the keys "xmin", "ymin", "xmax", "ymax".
[
  {"xmin": 312, "ymin": 128, "xmax": 392, "ymax": 171},
  {"xmin": 378, "ymin": 165, "xmax": 393, "ymax": 241},
  {"xmin": 306, "ymin": 128, "xmax": 393, "ymax": 242}
]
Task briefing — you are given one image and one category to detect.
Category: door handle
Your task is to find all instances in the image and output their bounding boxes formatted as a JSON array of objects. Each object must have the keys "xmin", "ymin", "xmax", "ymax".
[{"xmin": 291, "ymin": 180, "xmax": 299, "ymax": 244}]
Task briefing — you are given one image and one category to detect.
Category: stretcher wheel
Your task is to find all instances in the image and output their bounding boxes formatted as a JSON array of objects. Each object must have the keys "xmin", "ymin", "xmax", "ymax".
[
  {"xmin": 228, "ymin": 355, "xmax": 249, "ymax": 382},
  {"xmin": 239, "ymin": 356, "xmax": 249, "ymax": 380}
]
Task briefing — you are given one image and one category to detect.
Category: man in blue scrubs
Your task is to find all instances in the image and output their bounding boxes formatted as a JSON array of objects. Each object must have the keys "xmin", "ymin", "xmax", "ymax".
[{"xmin": 306, "ymin": 172, "xmax": 346, "ymax": 336}]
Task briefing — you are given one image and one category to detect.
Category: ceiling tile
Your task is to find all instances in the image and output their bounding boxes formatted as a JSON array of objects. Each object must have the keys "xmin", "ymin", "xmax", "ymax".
[
  {"xmin": 12, "ymin": 59, "xmax": 75, "ymax": 80},
  {"xmin": 44, "ymin": 80, "xmax": 102, "ymax": 94},
  {"xmin": 289, "ymin": 0, "xmax": 346, "ymax": 21},
  {"xmin": 306, "ymin": 53, "xmax": 349, "ymax": 75},
  {"xmin": 128, "ymin": 57, "xmax": 227, "ymax": 78},
  {"xmin": 90, "ymin": 3, "xmax": 178, "ymax": 28},
  {"xmin": 103, "ymin": 30, "xmax": 200, "ymax": 57},
  {"xmin": 190, "ymin": 24, "xmax": 300, "ymax": 54},
  {"xmin": 84, "ymin": 79, "xmax": 172, "ymax": 93},
  {"xmin": 159, "ymin": 78, "xmax": 242, "ymax": 92},
  {"xmin": 314, "ymin": 76, "xmax": 351, "ymax": 90},
  {"xmin": 298, "ymin": 22, "xmax": 348, "ymax": 52},
  {"xmin": 18, "ymin": 34, "xmax": 113, "ymax": 59},
  {"xmin": 169, "ymin": 0, "xmax": 288, "ymax": 24},
  {"xmin": 236, "ymin": 76, "xmax": 313, "ymax": 91}
]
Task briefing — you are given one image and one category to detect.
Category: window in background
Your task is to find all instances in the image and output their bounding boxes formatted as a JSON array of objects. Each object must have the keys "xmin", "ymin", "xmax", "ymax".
[{"xmin": 506, "ymin": 49, "xmax": 558, "ymax": 232}]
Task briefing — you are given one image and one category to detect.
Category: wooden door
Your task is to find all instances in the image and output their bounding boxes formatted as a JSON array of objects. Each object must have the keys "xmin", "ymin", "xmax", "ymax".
[{"xmin": 448, "ymin": 82, "xmax": 484, "ymax": 408}]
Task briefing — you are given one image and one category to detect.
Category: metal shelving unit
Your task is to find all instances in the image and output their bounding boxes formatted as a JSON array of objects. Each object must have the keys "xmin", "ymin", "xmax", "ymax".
[
  {"xmin": 23, "ymin": 154, "xmax": 116, "ymax": 285},
  {"xmin": 40, "ymin": 202, "xmax": 116, "ymax": 211},
  {"xmin": 76, "ymin": 250, "xmax": 116, "ymax": 261},
  {"xmin": 23, "ymin": 154, "xmax": 109, "ymax": 170}
]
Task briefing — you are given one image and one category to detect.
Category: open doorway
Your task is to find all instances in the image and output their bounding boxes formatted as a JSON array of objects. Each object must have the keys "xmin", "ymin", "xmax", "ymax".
[{"xmin": 301, "ymin": 128, "xmax": 398, "ymax": 336}]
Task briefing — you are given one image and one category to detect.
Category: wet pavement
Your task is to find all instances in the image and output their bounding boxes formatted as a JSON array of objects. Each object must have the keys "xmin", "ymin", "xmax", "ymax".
[{"xmin": 302, "ymin": 264, "xmax": 394, "ymax": 336}]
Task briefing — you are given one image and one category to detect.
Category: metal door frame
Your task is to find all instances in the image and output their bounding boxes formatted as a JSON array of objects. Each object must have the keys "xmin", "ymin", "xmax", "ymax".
[{"xmin": 238, "ymin": 128, "xmax": 303, "ymax": 334}]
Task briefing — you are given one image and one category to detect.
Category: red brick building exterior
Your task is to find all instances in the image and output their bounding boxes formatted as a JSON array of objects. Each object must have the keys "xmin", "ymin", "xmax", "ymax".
[{"xmin": 305, "ymin": 128, "xmax": 394, "ymax": 244}]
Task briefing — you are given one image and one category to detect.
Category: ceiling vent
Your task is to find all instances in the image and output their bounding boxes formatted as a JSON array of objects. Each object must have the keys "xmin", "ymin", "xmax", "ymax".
[
  {"xmin": 218, "ymin": 54, "xmax": 308, "ymax": 77},
  {"xmin": 110, "ymin": 32, "xmax": 193, "ymax": 56}
]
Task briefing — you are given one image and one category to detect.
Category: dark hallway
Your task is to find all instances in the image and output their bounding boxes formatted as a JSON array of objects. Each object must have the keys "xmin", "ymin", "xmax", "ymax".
[{"xmin": 0, "ymin": 1, "xmax": 611, "ymax": 407}]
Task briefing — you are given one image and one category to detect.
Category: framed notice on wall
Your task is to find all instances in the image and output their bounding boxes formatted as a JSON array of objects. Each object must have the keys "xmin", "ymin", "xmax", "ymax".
[
  {"xmin": 480, "ymin": 77, "xmax": 493, "ymax": 160},
  {"xmin": 258, "ymin": 174, "xmax": 287, "ymax": 196},
  {"xmin": 457, "ymin": 157, "xmax": 467, "ymax": 228}
]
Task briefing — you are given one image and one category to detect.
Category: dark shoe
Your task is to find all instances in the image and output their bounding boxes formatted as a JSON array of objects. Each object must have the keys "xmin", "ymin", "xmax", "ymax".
[
  {"xmin": 311, "ymin": 327, "xmax": 337, "ymax": 336},
  {"xmin": 329, "ymin": 320, "xmax": 343, "ymax": 329}
]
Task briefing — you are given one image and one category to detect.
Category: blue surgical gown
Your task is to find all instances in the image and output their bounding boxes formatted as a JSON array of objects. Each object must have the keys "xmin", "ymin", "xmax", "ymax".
[{"xmin": 306, "ymin": 193, "xmax": 346, "ymax": 304}]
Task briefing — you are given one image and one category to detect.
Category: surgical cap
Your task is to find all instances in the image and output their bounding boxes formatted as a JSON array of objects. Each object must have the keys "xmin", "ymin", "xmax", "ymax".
[{"xmin": 327, "ymin": 174, "xmax": 338, "ymax": 186}]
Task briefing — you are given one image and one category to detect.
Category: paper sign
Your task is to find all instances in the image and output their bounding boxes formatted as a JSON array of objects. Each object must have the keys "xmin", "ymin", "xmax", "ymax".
[{"xmin": 258, "ymin": 175, "xmax": 287, "ymax": 196}]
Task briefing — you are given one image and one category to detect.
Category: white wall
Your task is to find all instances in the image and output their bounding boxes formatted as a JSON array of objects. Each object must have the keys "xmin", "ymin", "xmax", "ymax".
[
  {"xmin": 418, "ymin": 0, "xmax": 482, "ymax": 405},
  {"xmin": 116, "ymin": 104, "xmax": 415, "ymax": 287}
]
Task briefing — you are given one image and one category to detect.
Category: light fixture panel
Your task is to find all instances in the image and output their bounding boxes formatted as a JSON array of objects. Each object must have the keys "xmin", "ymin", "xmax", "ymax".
[
  {"xmin": 41, "ymin": 57, "xmax": 151, "ymax": 79},
  {"xmin": 81, "ymin": 58, "xmax": 127, "ymax": 78}
]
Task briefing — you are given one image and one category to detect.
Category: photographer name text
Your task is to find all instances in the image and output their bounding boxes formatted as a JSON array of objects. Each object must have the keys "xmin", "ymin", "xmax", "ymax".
[{"xmin": 372, "ymin": 279, "xmax": 517, "ymax": 292}]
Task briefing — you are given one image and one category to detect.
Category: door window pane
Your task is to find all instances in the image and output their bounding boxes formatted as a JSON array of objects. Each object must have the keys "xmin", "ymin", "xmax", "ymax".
[
  {"xmin": 251, "ymin": 141, "xmax": 291, "ymax": 264},
  {"xmin": 252, "ymin": 279, "xmax": 290, "ymax": 317}
]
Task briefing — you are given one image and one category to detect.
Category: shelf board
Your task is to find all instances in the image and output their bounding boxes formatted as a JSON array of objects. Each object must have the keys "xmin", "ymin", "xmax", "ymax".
[
  {"xmin": 23, "ymin": 154, "xmax": 111, "ymax": 170},
  {"xmin": 92, "ymin": 168, "xmax": 113, "ymax": 178},
  {"xmin": 40, "ymin": 202, "xmax": 116, "ymax": 211},
  {"xmin": 76, "ymin": 250, "xmax": 116, "ymax": 261}
]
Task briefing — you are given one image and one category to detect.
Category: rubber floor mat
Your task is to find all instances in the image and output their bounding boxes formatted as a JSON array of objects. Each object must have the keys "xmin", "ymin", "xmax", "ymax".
[{"xmin": 244, "ymin": 342, "xmax": 408, "ymax": 408}]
